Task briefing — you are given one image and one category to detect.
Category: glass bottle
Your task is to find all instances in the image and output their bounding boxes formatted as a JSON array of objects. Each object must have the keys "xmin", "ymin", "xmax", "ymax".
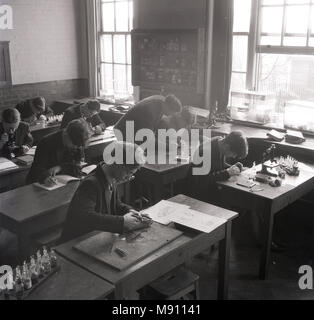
[
  {"xmin": 36, "ymin": 250, "xmax": 45, "ymax": 278},
  {"xmin": 30, "ymin": 256, "xmax": 39, "ymax": 285},
  {"xmin": 14, "ymin": 266, "xmax": 24, "ymax": 300},
  {"xmin": 42, "ymin": 247, "xmax": 51, "ymax": 274},
  {"xmin": 22, "ymin": 261, "xmax": 32, "ymax": 290},
  {"xmin": 49, "ymin": 249, "xmax": 58, "ymax": 269}
]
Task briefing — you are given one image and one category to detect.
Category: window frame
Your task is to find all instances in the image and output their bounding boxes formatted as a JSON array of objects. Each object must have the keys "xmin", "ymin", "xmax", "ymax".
[{"xmin": 97, "ymin": 0, "xmax": 133, "ymax": 97}]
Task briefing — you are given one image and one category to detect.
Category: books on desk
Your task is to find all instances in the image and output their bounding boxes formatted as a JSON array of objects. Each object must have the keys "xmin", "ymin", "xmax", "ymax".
[
  {"xmin": 285, "ymin": 130, "xmax": 306, "ymax": 144},
  {"xmin": 267, "ymin": 130, "xmax": 285, "ymax": 142},
  {"xmin": 0, "ymin": 157, "xmax": 18, "ymax": 171},
  {"xmin": 34, "ymin": 175, "xmax": 80, "ymax": 191}
]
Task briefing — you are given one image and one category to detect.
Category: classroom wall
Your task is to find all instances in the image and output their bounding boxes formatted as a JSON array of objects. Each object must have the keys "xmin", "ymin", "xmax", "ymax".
[{"xmin": 0, "ymin": 0, "xmax": 89, "ymax": 110}]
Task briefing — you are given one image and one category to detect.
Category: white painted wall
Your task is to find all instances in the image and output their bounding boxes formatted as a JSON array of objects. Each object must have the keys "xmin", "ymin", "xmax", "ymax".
[{"xmin": 0, "ymin": 0, "xmax": 87, "ymax": 85}]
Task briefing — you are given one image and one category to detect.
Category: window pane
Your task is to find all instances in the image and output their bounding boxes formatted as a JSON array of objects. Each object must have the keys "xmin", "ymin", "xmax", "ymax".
[
  {"xmin": 113, "ymin": 35, "xmax": 126, "ymax": 63},
  {"xmin": 127, "ymin": 34, "xmax": 132, "ymax": 65},
  {"xmin": 286, "ymin": 5, "xmax": 309, "ymax": 34},
  {"xmin": 257, "ymin": 54, "xmax": 314, "ymax": 102},
  {"xmin": 101, "ymin": 35, "xmax": 113, "ymax": 63},
  {"xmin": 230, "ymin": 72, "xmax": 247, "ymax": 91},
  {"xmin": 116, "ymin": 1, "xmax": 129, "ymax": 32},
  {"xmin": 283, "ymin": 36, "xmax": 307, "ymax": 46},
  {"xmin": 261, "ymin": 7, "xmax": 284, "ymax": 34},
  {"xmin": 102, "ymin": 3, "xmax": 115, "ymax": 32},
  {"xmin": 310, "ymin": 37, "xmax": 314, "ymax": 46},
  {"xmin": 127, "ymin": 65, "xmax": 133, "ymax": 94},
  {"xmin": 232, "ymin": 36, "xmax": 248, "ymax": 72},
  {"xmin": 260, "ymin": 36, "xmax": 281, "ymax": 46},
  {"xmin": 129, "ymin": 1, "xmax": 133, "ymax": 31},
  {"xmin": 101, "ymin": 64, "xmax": 114, "ymax": 94},
  {"xmin": 114, "ymin": 64, "xmax": 127, "ymax": 93},
  {"xmin": 233, "ymin": 0, "xmax": 252, "ymax": 33},
  {"xmin": 262, "ymin": 0, "xmax": 284, "ymax": 4},
  {"xmin": 311, "ymin": 7, "xmax": 314, "ymax": 33},
  {"xmin": 286, "ymin": 0, "xmax": 310, "ymax": 3}
]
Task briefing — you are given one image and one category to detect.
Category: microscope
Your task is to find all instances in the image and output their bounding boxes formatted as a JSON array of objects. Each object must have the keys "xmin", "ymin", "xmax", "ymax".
[
  {"xmin": 3, "ymin": 130, "xmax": 21, "ymax": 160},
  {"xmin": 257, "ymin": 144, "xmax": 279, "ymax": 178}
]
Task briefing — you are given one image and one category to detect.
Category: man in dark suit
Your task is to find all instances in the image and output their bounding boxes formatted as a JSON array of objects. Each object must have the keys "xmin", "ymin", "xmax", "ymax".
[
  {"xmin": 188, "ymin": 131, "xmax": 248, "ymax": 203},
  {"xmin": 61, "ymin": 100, "xmax": 106, "ymax": 135},
  {"xmin": 15, "ymin": 96, "xmax": 53, "ymax": 124},
  {"xmin": 26, "ymin": 118, "xmax": 92, "ymax": 186},
  {"xmin": 61, "ymin": 141, "xmax": 151, "ymax": 243},
  {"xmin": 0, "ymin": 108, "xmax": 33, "ymax": 159},
  {"xmin": 114, "ymin": 94, "xmax": 182, "ymax": 142}
]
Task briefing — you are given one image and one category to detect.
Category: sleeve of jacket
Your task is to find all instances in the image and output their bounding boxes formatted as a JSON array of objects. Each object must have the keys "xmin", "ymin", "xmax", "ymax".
[
  {"xmin": 90, "ymin": 114, "xmax": 106, "ymax": 129},
  {"xmin": 23, "ymin": 123, "xmax": 34, "ymax": 147},
  {"xmin": 68, "ymin": 180, "xmax": 125, "ymax": 235},
  {"xmin": 116, "ymin": 193, "xmax": 133, "ymax": 215},
  {"xmin": 27, "ymin": 142, "xmax": 51, "ymax": 184},
  {"xmin": 60, "ymin": 110, "xmax": 72, "ymax": 129}
]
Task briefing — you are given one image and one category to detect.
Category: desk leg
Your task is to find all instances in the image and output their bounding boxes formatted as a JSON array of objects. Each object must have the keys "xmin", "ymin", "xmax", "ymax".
[
  {"xmin": 259, "ymin": 209, "xmax": 274, "ymax": 280},
  {"xmin": 218, "ymin": 221, "xmax": 232, "ymax": 300}
]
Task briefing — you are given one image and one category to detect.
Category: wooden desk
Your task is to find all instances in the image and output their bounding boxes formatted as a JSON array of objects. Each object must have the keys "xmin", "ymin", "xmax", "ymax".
[
  {"xmin": 27, "ymin": 254, "xmax": 114, "ymax": 300},
  {"xmin": 0, "ymin": 164, "xmax": 31, "ymax": 193},
  {"xmin": 53, "ymin": 98, "xmax": 125, "ymax": 126},
  {"xmin": 30, "ymin": 124, "xmax": 61, "ymax": 145},
  {"xmin": 217, "ymin": 163, "xmax": 314, "ymax": 279},
  {"xmin": 0, "ymin": 182, "xmax": 79, "ymax": 260},
  {"xmin": 55, "ymin": 194, "xmax": 238, "ymax": 300},
  {"xmin": 136, "ymin": 157, "xmax": 191, "ymax": 204}
]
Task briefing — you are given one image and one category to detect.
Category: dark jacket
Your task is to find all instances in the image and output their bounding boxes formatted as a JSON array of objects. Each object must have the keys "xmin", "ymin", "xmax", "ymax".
[
  {"xmin": 16, "ymin": 100, "xmax": 54, "ymax": 122},
  {"xmin": 187, "ymin": 136, "xmax": 230, "ymax": 203},
  {"xmin": 114, "ymin": 95, "xmax": 165, "ymax": 141},
  {"xmin": 0, "ymin": 122, "xmax": 33, "ymax": 157},
  {"xmin": 61, "ymin": 104, "xmax": 105, "ymax": 130},
  {"xmin": 61, "ymin": 165, "xmax": 132, "ymax": 243},
  {"xmin": 26, "ymin": 130, "xmax": 82, "ymax": 184}
]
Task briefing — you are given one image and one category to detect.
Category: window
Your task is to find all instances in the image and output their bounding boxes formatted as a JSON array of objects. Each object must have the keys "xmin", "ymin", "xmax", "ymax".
[
  {"xmin": 98, "ymin": 0, "xmax": 133, "ymax": 98},
  {"xmin": 0, "ymin": 41, "xmax": 12, "ymax": 88},
  {"xmin": 231, "ymin": 0, "xmax": 314, "ymax": 132}
]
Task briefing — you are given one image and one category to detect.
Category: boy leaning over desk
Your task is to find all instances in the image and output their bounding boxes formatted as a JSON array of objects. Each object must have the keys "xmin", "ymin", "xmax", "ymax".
[{"xmin": 60, "ymin": 141, "xmax": 152, "ymax": 244}]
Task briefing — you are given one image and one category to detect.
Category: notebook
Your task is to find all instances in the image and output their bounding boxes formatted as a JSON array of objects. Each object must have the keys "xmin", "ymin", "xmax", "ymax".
[
  {"xmin": 33, "ymin": 175, "xmax": 80, "ymax": 191},
  {"xmin": 267, "ymin": 130, "xmax": 285, "ymax": 142},
  {"xmin": 0, "ymin": 157, "xmax": 18, "ymax": 171}
]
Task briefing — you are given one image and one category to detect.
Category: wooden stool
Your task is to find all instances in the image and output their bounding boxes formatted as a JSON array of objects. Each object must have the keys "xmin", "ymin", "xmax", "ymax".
[{"xmin": 146, "ymin": 267, "xmax": 200, "ymax": 300}]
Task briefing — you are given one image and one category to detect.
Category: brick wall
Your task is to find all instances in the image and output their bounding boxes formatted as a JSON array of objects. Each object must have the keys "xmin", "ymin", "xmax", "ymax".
[{"xmin": 0, "ymin": 79, "xmax": 89, "ymax": 111}]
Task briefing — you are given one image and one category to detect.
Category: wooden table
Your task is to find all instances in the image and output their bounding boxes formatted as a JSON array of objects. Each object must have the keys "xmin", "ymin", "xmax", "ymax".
[
  {"xmin": 0, "ymin": 182, "xmax": 79, "ymax": 260},
  {"xmin": 26, "ymin": 254, "xmax": 114, "ymax": 300},
  {"xmin": 136, "ymin": 156, "xmax": 191, "ymax": 204},
  {"xmin": 217, "ymin": 163, "xmax": 314, "ymax": 280},
  {"xmin": 55, "ymin": 194, "xmax": 238, "ymax": 300},
  {"xmin": 0, "ymin": 164, "xmax": 31, "ymax": 193}
]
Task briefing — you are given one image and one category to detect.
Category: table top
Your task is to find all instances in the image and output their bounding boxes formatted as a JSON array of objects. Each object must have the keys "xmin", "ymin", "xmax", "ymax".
[
  {"xmin": 0, "ymin": 182, "xmax": 79, "ymax": 223},
  {"xmin": 218, "ymin": 163, "xmax": 314, "ymax": 201},
  {"xmin": 55, "ymin": 195, "xmax": 237, "ymax": 289},
  {"xmin": 27, "ymin": 255, "xmax": 114, "ymax": 300}
]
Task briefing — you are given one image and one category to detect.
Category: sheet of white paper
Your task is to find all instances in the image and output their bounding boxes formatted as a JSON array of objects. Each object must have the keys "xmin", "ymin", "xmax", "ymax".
[
  {"xmin": 0, "ymin": 158, "xmax": 18, "ymax": 171},
  {"xmin": 142, "ymin": 200, "xmax": 189, "ymax": 225},
  {"xmin": 26, "ymin": 146, "xmax": 37, "ymax": 156},
  {"xmin": 171, "ymin": 208, "xmax": 227, "ymax": 233}
]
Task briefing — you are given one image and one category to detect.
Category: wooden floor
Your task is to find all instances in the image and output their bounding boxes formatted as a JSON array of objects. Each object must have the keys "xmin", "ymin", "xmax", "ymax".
[{"xmin": 188, "ymin": 202, "xmax": 314, "ymax": 300}]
